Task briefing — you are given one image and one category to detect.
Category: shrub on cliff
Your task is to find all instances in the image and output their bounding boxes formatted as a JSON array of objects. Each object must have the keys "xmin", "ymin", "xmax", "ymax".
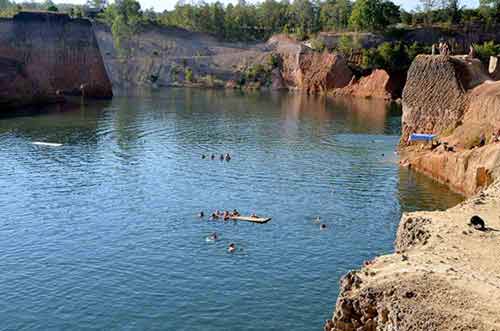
[
  {"xmin": 473, "ymin": 41, "xmax": 500, "ymax": 64},
  {"xmin": 362, "ymin": 41, "xmax": 428, "ymax": 73}
]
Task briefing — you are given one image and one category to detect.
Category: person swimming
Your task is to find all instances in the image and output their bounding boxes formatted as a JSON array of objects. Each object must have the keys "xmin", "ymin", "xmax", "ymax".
[
  {"xmin": 199, "ymin": 211, "xmax": 204, "ymax": 218},
  {"xmin": 220, "ymin": 154, "xmax": 224, "ymax": 161},
  {"xmin": 201, "ymin": 154, "xmax": 206, "ymax": 159},
  {"xmin": 223, "ymin": 210, "xmax": 230, "ymax": 220},
  {"xmin": 211, "ymin": 154, "xmax": 215, "ymax": 160},
  {"xmin": 320, "ymin": 224, "xmax": 327, "ymax": 230},
  {"xmin": 232, "ymin": 209, "xmax": 240, "ymax": 217},
  {"xmin": 209, "ymin": 232, "xmax": 218, "ymax": 241},
  {"xmin": 228, "ymin": 243, "xmax": 236, "ymax": 253},
  {"xmin": 313, "ymin": 216, "xmax": 321, "ymax": 224},
  {"xmin": 225, "ymin": 153, "xmax": 231, "ymax": 161}
]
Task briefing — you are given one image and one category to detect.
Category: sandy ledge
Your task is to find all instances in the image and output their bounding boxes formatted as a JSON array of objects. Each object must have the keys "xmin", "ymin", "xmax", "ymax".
[{"xmin": 326, "ymin": 180, "xmax": 500, "ymax": 331}]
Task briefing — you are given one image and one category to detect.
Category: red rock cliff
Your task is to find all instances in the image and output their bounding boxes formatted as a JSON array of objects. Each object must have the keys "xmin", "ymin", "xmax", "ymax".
[
  {"xmin": 0, "ymin": 11, "xmax": 112, "ymax": 109},
  {"xmin": 270, "ymin": 36, "xmax": 353, "ymax": 93}
]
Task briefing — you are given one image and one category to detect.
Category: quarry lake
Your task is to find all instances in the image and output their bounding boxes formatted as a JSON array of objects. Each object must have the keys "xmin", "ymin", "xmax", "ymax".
[{"xmin": 0, "ymin": 89, "xmax": 463, "ymax": 331}]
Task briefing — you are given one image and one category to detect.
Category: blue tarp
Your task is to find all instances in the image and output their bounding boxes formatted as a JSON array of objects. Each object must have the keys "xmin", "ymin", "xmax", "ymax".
[{"xmin": 409, "ymin": 133, "xmax": 437, "ymax": 142}]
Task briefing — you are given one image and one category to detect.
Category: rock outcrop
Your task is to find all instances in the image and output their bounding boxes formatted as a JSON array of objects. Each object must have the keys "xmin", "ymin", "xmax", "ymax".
[
  {"xmin": 0, "ymin": 11, "xmax": 112, "ymax": 109},
  {"xmin": 272, "ymin": 36, "xmax": 353, "ymax": 93},
  {"xmin": 399, "ymin": 55, "xmax": 500, "ymax": 196},
  {"xmin": 327, "ymin": 183, "xmax": 500, "ymax": 331},
  {"xmin": 331, "ymin": 69, "xmax": 399, "ymax": 100}
]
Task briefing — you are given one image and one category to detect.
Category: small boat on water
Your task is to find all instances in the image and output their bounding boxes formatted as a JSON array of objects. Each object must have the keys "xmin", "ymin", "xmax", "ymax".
[{"xmin": 228, "ymin": 216, "xmax": 272, "ymax": 224}]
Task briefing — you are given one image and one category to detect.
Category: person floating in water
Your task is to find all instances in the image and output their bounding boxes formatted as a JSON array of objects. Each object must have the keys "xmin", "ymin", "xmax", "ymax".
[
  {"xmin": 232, "ymin": 209, "xmax": 240, "ymax": 217},
  {"xmin": 225, "ymin": 153, "xmax": 231, "ymax": 161},
  {"xmin": 313, "ymin": 216, "xmax": 321, "ymax": 224},
  {"xmin": 209, "ymin": 232, "xmax": 218, "ymax": 241},
  {"xmin": 220, "ymin": 154, "xmax": 224, "ymax": 161},
  {"xmin": 223, "ymin": 210, "xmax": 230, "ymax": 220},
  {"xmin": 199, "ymin": 211, "xmax": 204, "ymax": 218},
  {"xmin": 201, "ymin": 154, "xmax": 206, "ymax": 159},
  {"xmin": 228, "ymin": 243, "xmax": 236, "ymax": 253},
  {"xmin": 320, "ymin": 224, "xmax": 327, "ymax": 230},
  {"xmin": 211, "ymin": 154, "xmax": 215, "ymax": 160}
]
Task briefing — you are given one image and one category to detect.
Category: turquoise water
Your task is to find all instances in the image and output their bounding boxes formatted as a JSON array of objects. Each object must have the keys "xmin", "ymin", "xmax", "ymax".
[{"xmin": 0, "ymin": 89, "xmax": 462, "ymax": 330}]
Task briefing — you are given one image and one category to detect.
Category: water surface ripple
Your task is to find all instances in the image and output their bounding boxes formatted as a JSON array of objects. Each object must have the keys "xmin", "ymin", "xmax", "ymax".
[{"xmin": 0, "ymin": 89, "xmax": 462, "ymax": 331}]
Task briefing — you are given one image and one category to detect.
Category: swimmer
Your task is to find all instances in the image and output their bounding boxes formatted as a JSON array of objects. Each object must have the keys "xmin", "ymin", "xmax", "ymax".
[
  {"xmin": 225, "ymin": 153, "xmax": 231, "ymax": 161},
  {"xmin": 320, "ymin": 224, "xmax": 327, "ymax": 230},
  {"xmin": 220, "ymin": 154, "xmax": 224, "ymax": 161},
  {"xmin": 232, "ymin": 209, "xmax": 240, "ymax": 217},
  {"xmin": 313, "ymin": 216, "xmax": 321, "ymax": 224},
  {"xmin": 199, "ymin": 211, "xmax": 204, "ymax": 218},
  {"xmin": 211, "ymin": 154, "xmax": 215, "ymax": 160},
  {"xmin": 223, "ymin": 210, "xmax": 230, "ymax": 220},
  {"xmin": 228, "ymin": 243, "xmax": 236, "ymax": 253},
  {"xmin": 206, "ymin": 232, "xmax": 218, "ymax": 242},
  {"xmin": 201, "ymin": 154, "xmax": 206, "ymax": 159},
  {"xmin": 251, "ymin": 213, "xmax": 257, "ymax": 218}
]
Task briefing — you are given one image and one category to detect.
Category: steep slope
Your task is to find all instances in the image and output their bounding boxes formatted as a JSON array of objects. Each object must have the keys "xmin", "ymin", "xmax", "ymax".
[{"xmin": 0, "ymin": 11, "xmax": 112, "ymax": 109}]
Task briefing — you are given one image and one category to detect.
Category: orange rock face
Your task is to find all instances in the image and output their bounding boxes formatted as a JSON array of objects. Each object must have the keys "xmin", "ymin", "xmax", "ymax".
[
  {"xmin": 0, "ymin": 12, "xmax": 112, "ymax": 109},
  {"xmin": 274, "ymin": 38, "xmax": 353, "ymax": 93},
  {"xmin": 332, "ymin": 69, "xmax": 395, "ymax": 100},
  {"xmin": 400, "ymin": 55, "xmax": 500, "ymax": 196}
]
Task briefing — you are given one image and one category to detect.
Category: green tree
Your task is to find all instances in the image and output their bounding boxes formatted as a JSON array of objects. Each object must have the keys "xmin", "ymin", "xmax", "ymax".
[
  {"xmin": 349, "ymin": 0, "xmax": 399, "ymax": 31},
  {"xmin": 320, "ymin": 0, "xmax": 352, "ymax": 31},
  {"xmin": 479, "ymin": 0, "xmax": 500, "ymax": 23}
]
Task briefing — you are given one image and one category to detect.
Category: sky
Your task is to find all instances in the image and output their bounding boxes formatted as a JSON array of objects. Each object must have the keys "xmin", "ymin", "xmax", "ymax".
[{"xmin": 18, "ymin": 0, "xmax": 480, "ymax": 13}]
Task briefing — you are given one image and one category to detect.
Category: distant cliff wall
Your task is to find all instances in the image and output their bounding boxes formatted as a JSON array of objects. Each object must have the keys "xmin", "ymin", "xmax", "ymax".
[{"xmin": 0, "ymin": 11, "xmax": 112, "ymax": 109}]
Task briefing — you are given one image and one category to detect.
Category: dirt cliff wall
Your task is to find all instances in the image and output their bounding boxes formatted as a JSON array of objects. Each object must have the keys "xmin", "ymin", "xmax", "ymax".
[{"xmin": 0, "ymin": 12, "xmax": 112, "ymax": 109}]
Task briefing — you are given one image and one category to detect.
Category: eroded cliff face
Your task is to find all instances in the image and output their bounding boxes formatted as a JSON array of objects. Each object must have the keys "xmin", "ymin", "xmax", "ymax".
[
  {"xmin": 271, "ymin": 35, "xmax": 353, "ymax": 93},
  {"xmin": 0, "ymin": 12, "xmax": 112, "ymax": 109},
  {"xmin": 328, "ymin": 183, "xmax": 500, "ymax": 331},
  {"xmin": 95, "ymin": 29, "xmax": 361, "ymax": 95},
  {"xmin": 400, "ymin": 55, "xmax": 500, "ymax": 196}
]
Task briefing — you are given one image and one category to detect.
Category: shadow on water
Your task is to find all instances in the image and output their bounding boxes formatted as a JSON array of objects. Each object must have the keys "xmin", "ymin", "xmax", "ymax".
[{"xmin": 398, "ymin": 167, "xmax": 464, "ymax": 212}]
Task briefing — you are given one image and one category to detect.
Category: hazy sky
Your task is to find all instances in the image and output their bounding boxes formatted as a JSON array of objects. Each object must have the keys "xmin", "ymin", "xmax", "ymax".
[{"xmin": 22, "ymin": 0, "xmax": 480, "ymax": 13}]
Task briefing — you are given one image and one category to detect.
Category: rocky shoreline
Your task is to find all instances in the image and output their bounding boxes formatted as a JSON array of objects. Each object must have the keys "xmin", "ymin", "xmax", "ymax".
[
  {"xmin": 326, "ymin": 54, "xmax": 500, "ymax": 330},
  {"xmin": 327, "ymin": 182, "xmax": 500, "ymax": 331}
]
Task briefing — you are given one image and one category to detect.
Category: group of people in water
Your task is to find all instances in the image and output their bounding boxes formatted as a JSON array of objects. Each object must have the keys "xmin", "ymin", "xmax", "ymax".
[
  {"xmin": 199, "ymin": 209, "xmax": 244, "ymax": 221},
  {"xmin": 206, "ymin": 232, "xmax": 237, "ymax": 253},
  {"xmin": 202, "ymin": 153, "xmax": 231, "ymax": 161},
  {"xmin": 313, "ymin": 216, "xmax": 328, "ymax": 230},
  {"xmin": 201, "ymin": 210, "xmax": 243, "ymax": 253}
]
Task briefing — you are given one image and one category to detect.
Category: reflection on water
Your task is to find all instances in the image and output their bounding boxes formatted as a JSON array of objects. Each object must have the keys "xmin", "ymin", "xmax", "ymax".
[{"xmin": 0, "ymin": 89, "xmax": 462, "ymax": 331}]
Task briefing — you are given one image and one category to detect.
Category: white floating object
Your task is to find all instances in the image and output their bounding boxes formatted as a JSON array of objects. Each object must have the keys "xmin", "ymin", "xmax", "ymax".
[{"xmin": 32, "ymin": 142, "xmax": 63, "ymax": 147}]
